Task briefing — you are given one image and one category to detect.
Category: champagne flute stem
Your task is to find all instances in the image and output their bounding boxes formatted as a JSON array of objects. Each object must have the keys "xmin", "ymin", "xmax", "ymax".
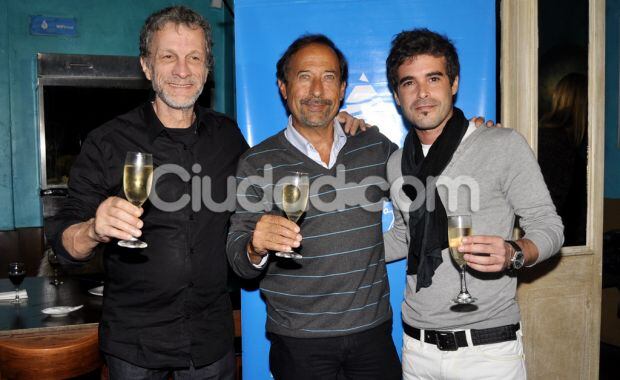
[
  {"xmin": 14, "ymin": 287, "xmax": 19, "ymax": 303},
  {"xmin": 460, "ymin": 265, "xmax": 468, "ymax": 293}
]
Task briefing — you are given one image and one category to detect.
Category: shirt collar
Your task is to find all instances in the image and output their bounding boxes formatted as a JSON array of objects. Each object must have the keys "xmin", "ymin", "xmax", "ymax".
[
  {"xmin": 333, "ymin": 119, "xmax": 347, "ymax": 150},
  {"xmin": 284, "ymin": 116, "xmax": 347, "ymax": 156},
  {"xmin": 143, "ymin": 102, "xmax": 211, "ymax": 143}
]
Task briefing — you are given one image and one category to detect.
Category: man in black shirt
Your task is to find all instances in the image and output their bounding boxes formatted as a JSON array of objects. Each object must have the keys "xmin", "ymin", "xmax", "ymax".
[{"xmin": 48, "ymin": 6, "xmax": 247, "ymax": 379}]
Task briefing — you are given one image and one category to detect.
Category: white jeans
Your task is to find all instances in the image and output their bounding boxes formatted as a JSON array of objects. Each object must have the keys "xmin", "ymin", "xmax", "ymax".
[{"xmin": 402, "ymin": 328, "xmax": 527, "ymax": 380}]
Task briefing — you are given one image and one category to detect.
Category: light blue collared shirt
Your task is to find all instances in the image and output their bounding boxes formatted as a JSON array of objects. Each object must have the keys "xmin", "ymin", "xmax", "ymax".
[{"xmin": 283, "ymin": 116, "xmax": 347, "ymax": 169}]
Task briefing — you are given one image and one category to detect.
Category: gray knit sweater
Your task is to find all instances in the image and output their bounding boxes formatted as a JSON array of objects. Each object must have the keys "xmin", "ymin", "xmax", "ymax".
[
  {"xmin": 384, "ymin": 125, "xmax": 564, "ymax": 330},
  {"xmin": 227, "ymin": 128, "xmax": 397, "ymax": 338}
]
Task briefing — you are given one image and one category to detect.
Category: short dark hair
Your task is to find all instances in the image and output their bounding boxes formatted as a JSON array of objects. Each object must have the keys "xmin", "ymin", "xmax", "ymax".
[
  {"xmin": 386, "ymin": 28, "xmax": 459, "ymax": 92},
  {"xmin": 139, "ymin": 6, "xmax": 213, "ymax": 70},
  {"xmin": 276, "ymin": 34, "xmax": 348, "ymax": 84}
]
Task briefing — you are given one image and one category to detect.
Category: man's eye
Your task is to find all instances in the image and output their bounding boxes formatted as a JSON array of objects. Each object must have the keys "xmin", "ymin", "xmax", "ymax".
[
  {"xmin": 161, "ymin": 55, "xmax": 173, "ymax": 61},
  {"xmin": 429, "ymin": 76, "xmax": 440, "ymax": 82},
  {"xmin": 402, "ymin": 81, "xmax": 414, "ymax": 87},
  {"xmin": 324, "ymin": 74, "xmax": 336, "ymax": 81},
  {"xmin": 299, "ymin": 74, "xmax": 310, "ymax": 80}
]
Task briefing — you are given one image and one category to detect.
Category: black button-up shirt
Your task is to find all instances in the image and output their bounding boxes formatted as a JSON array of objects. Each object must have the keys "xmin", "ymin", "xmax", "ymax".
[{"xmin": 48, "ymin": 103, "xmax": 248, "ymax": 368}]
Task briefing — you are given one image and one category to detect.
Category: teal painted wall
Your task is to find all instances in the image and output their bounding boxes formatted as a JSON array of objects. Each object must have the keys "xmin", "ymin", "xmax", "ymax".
[
  {"xmin": 1, "ymin": 0, "xmax": 234, "ymax": 229},
  {"xmin": 0, "ymin": 1, "xmax": 15, "ymax": 230},
  {"xmin": 606, "ymin": 0, "xmax": 620, "ymax": 199}
]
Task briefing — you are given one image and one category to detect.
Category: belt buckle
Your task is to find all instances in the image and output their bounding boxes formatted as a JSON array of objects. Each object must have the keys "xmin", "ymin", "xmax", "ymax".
[{"xmin": 435, "ymin": 331, "xmax": 458, "ymax": 351}]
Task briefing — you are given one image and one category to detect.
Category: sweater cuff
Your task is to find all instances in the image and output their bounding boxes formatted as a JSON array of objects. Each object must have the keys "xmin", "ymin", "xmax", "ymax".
[
  {"xmin": 523, "ymin": 230, "xmax": 560, "ymax": 266},
  {"xmin": 229, "ymin": 233, "xmax": 266, "ymax": 277},
  {"xmin": 249, "ymin": 251, "xmax": 269, "ymax": 268}
]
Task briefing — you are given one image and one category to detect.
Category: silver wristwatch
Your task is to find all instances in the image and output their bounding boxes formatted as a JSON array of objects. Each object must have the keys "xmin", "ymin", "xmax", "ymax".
[{"xmin": 505, "ymin": 240, "xmax": 525, "ymax": 270}]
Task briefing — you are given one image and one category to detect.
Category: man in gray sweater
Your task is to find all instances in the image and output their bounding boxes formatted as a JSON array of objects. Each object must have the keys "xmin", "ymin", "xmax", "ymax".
[
  {"xmin": 226, "ymin": 34, "xmax": 401, "ymax": 379},
  {"xmin": 383, "ymin": 29, "xmax": 564, "ymax": 379}
]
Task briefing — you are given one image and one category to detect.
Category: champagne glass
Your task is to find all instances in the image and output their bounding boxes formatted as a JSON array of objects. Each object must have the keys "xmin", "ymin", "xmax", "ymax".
[
  {"xmin": 275, "ymin": 172, "xmax": 309, "ymax": 259},
  {"xmin": 118, "ymin": 152, "xmax": 153, "ymax": 249},
  {"xmin": 448, "ymin": 215, "xmax": 476, "ymax": 304},
  {"xmin": 8, "ymin": 262, "xmax": 26, "ymax": 304}
]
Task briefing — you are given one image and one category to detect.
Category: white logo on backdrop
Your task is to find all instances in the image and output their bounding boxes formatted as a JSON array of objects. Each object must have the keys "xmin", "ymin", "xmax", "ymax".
[
  {"xmin": 340, "ymin": 73, "xmax": 408, "ymax": 231},
  {"xmin": 341, "ymin": 73, "xmax": 406, "ymax": 146}
]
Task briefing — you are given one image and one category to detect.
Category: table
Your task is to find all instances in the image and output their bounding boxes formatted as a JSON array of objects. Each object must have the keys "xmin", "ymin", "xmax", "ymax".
[
  {"xmin": 0, "ymin": 276, "xmax": 104, "ymax": 379},
  {"xmin": 0, "ymin": 276, "xmax": 102, "ymax": 335}
]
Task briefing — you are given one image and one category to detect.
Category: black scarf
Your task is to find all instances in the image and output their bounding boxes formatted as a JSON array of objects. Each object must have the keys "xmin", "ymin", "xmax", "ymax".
[{"xmin": 401, "ymin": 107, "xmax": 469, "ymax": 290}]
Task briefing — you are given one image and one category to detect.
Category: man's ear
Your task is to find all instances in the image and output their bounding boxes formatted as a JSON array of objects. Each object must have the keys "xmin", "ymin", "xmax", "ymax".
[
  {"xmin": 393, "ymin": 91, "xmax": 401, "ymax": 107},
  {"xmin": 140, "ymin": 57, "xmax": 152, "ymax": 81},
  {"xmin": 277, "ymin": 79, "xmax": 287, "ymax": 100},
  {"xmin": 339, "ymin": 81, "xmax": 346, "ymax": 101},
  {"xmin": 451, "ymin": 75, "xmax": 460, "ymax": 96}
]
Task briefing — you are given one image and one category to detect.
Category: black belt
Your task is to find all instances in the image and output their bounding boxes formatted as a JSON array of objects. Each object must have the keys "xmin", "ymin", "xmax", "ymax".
[{"xmin": 403, "ymin": 322, "xmax": 520, "ymax": 351}]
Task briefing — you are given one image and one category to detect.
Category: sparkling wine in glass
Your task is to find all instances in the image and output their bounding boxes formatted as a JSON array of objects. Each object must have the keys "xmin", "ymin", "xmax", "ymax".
[
  {"xmin": 448, "ymin": 215, "xmax": 476, "ymax": 304},
  {"xmin": 8, "ymin": 262, "xmax": 26, "ymax": 304},
  {"xmin": 118, "ymin": 152, "xmax": 153, "ymax": 249},
  {"xmin": 275, "ymin": 172, "xmax": 309, "ymax": 259}
]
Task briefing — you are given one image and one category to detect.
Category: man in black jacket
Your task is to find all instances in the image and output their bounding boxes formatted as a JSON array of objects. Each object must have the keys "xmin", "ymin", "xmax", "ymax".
[{"xmin": 48, "ymin": 6, "xmax": 247, "ymax": 379}]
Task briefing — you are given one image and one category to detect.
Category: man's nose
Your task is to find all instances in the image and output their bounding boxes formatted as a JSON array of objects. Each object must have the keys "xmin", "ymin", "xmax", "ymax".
[
  {"xmin": 310, "ymin": 78, "xmax": 323, "ymax": 97},
  {"xmin": 417, "ymin": 82, "xmax": 430, "ymax": 99},
  {"xmin": 172, "ymin": 58, "xmax": 190, "ymax": 78}
]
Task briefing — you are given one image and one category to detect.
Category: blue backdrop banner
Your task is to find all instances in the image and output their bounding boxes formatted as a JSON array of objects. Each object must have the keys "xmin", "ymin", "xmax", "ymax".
[{"xmin": 234, "ymin": 1, "xmax": 495, "ymax": 378}]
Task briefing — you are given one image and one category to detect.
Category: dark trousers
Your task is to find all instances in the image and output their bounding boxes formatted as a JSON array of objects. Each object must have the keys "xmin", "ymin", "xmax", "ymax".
[
  {"xmin": 268, "ymin": 321, "xmax": 402, "ymax": 380},
  {"xmin": 105, "ymin": 350, "xmax": 235, "ymax": 380}
]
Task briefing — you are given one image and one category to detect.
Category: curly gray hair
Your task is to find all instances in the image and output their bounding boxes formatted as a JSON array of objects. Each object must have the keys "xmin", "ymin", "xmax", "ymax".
[{"xmin": 139, "ymin": 6, "xmax": 213, "ymax": 70}]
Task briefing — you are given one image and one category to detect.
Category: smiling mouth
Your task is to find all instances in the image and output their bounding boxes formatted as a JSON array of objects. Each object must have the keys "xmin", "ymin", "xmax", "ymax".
[
  {"xmin": 302, "ymin": 99, "xmax": 331, "ymax": 111},
  {"xmin": 415, "ymin": 104, "xmax": 436, "ymax": 111},
  {"xmin": 168, "ymin": 83, "xmax": 194, "ymax": 89},
  {"xmin": 306, "ymin": 104, "xmax": 328, "ymax": 112}
]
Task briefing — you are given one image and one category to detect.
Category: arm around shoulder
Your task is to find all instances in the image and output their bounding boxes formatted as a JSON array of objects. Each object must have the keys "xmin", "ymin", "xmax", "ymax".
[{"xmin": 384, "ymin": 149, "xmax": 409, "ymax": 262}]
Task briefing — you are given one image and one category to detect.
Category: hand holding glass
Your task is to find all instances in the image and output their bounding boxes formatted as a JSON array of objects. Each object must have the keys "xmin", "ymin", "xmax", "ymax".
[
  {"xmin": 448, "ymin": 215, "xmax": 476, "ymax": 304},
  {"xmin": 8, "ymin": 262, "xmax": 26, "ymax": 304},
  {"xmin": 275, "ymin": 172, "xmax": 309, "ymax": 259},
  {"xmin": 118, "ymin": 152, "xmax": 153, "ymax": 249}
]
